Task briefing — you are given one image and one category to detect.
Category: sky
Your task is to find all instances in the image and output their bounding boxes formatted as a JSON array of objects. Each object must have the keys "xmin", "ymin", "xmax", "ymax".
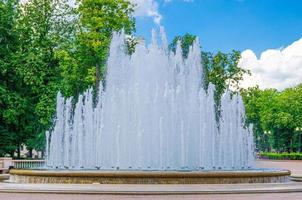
[{"xmin": 128, "ymin": 0, "xmax": 302, "ymax": 90}]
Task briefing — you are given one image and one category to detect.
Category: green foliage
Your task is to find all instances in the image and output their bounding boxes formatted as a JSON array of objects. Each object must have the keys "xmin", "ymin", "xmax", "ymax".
[
  {"xmin": 260, "ymin": 152, "xmax": 302, "ymax": 160},
  {"xmin": 0, "ymin": 0, "xmax": 28, "ymax": 156},
  {"xmin": 0, "ymin": 0, "xmax": 135, "ymax": 157},
  {"xmin": 241, "ymin": 84, "xmax": 302, "ymax": 152},
  {"xmin": 15, "ymin": 0, "xmax": 78, "ymax": 126},
  {"xmin": 58, "ymin": 0, "xmax": 135, "ymax": 97},
  {"xmin": 203, "ymin": 50, "xmax": 250, "ymax": 104},
  {"xmin": 169, "ymin": 33, "xmax": 197, "ymax": 59},
  {"xmin": 125, "ymin": 36, "xmax": 139, "ymax": 55},
  {"xmin": 169, "ymin": 34, "xmax": 250, "ymax": 110},
  {"xmin": 9, "ymin": 0, "xmax": 74, "ymax": 154}
]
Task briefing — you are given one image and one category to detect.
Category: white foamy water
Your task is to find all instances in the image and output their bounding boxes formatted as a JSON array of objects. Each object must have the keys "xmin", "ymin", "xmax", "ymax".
[{"xmin": 46, "ymin": 30, "xmax": 254, "ymax": 170}]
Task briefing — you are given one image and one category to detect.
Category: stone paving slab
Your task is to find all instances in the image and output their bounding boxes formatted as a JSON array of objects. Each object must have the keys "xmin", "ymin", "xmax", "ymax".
[
  {"xmin": 256, "ymin": 160, "xmax": 302, "ymax": 176},
  {"xmin": 2, "ymin": 193, "xmax": 302, "ymax": 200},
  {"xmin": 290, "ymin": 175, "xmax": 302, "ymax": 182},
  {"xmin": 1, "ymin": 182, "xmax": 302, "ymax": 195},
  {"xmin": 0, "ymin": 175, "xmax": 9, "ymax": 182}
]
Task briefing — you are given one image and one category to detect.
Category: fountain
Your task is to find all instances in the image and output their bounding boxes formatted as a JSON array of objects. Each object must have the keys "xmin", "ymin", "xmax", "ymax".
[{"xmin": 9, "ymin": 30, "xmax": 290, "ymax": 184}]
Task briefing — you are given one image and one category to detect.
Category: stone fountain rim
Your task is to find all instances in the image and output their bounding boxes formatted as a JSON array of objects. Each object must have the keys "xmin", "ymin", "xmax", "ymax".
[{"xmin": 9, "ymin": 169, "xmax": 291, "ymax": 178}]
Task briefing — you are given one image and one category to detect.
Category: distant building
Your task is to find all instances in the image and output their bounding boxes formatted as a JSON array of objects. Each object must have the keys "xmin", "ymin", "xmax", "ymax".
[{"xmin": 14, "ymin": 144, "xmax": 43, "ymax": 159}]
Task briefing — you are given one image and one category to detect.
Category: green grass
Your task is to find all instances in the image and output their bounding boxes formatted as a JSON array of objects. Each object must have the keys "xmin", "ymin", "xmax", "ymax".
[{"xmin": 260, "ymin": 152, "xmax": 302, "ymax": 160}]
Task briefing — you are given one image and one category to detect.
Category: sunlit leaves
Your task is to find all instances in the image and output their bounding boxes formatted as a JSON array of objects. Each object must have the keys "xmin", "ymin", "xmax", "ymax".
[{"xmin": 241, "ymin": 84, "xmax": 302, "ymax": 152}]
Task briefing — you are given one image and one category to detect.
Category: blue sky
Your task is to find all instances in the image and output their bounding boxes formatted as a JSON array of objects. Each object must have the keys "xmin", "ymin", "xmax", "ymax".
[
  {"xmin": 134, "ymin": 0, "xmax": 302, "ymax": 55},
  {"xmin": 129, "ymin": 0, "xmax": 302, "ymax": 90}
]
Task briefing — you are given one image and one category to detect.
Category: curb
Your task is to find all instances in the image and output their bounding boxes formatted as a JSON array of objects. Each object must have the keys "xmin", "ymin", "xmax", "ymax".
[
  {"xmin": 291, "ymin": 175, "xmax": 302, "ymax": 182},
  {"xmin": 0, "ymin": 174, "xmax": 9, "ymax": 181},
  {"xmin": 1, "ymin": 183, "xmax": 302, "ymax": 195}
]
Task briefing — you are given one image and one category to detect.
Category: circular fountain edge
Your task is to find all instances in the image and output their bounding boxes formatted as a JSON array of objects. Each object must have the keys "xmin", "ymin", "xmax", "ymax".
[{"xmin": 9, "ymin": 169, "xmax": 291, "ymax": 184}]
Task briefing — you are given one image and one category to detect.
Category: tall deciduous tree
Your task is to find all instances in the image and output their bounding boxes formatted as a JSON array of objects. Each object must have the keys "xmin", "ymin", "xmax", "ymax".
[
  {"xmin": 0, "ymin": 0, "xmax": 136, "ymax": 157},
  {"xmin": 57, "ymin": 0, "xmax": 135, "ymax": 97},
  {"xmin": 0, "ymin": 0, "xmax": 35, "ymax": 157},
  {"xmin": 169, "ymin": 34, "xmax": 250, "ymax": 104},
  {"xmin": 241, "ymin": 84, "xmax": 302, "ymax": 152},
  {"xmin": 12, "ymin": 0, "xmax": 75, "ymax": 154}
]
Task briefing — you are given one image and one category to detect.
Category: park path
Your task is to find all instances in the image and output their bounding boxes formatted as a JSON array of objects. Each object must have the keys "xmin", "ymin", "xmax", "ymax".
[
  {"xmin": 1, "ymin": 193, "xmax": 302, "ymax": 200},
  {"xmin": 256, "ymin": 159, "xmax": 302, "ymax": 175}
]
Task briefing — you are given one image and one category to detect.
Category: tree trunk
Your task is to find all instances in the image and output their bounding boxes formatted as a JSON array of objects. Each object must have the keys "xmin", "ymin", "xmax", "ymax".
[
  {"xmin": 29, "ymin": 149, "xmax": 33, "ymax": 158},
  {"xmin": 96, "ymin": 62, "xmax": 100, "ymax": 89},
  {"xmin": 17, "ymin": 144, "xmax": 21, "ymax": 159},
  {"xmin": 300, "ymin": 133, "xmax": 302, "ymax": 152}
]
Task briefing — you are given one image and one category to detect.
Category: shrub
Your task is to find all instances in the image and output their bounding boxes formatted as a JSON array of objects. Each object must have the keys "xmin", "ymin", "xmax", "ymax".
[{"xmin": 259, "ymin": 152, "xmax": 302, "ymax": 160}]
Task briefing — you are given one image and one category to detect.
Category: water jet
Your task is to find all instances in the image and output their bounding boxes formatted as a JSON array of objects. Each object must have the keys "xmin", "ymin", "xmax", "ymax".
[{"xmin": 9, "ymin": 30, "xmax": 290, "ymax": 184}]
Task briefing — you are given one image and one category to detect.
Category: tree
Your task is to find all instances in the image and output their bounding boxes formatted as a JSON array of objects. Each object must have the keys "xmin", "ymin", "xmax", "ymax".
[
  {"xmin": 169, "ymin": 34, "xmax": 250, "ymax": 105},
  {"xmin": 0, "ymin": 0, "xmax": 77, "ymax": 157},
  {"xmin": 241, "ymin": 87, "xmax": 278, "ymax": 151},
  {"xmin": 273, "ymin": 85, "xmax": 302, "ymax": 152},
  {"xmin": 11, "ymin": 0, "xmax": 76, "ymax": 154},
  {"xmin": 241, "ymin": 84, "xmax": 302, "ymax": 152},
  {"xmin": 57, "ymin": 0, "xmax": 135, "ymax": 97},
  {"xmin": 0, "ymin": 0, "xmax": 136, "ymax": 157},
  {"xmin": 0, "ymin": 0, "xmax": 35, "ymax": 157},
  {"xmin": 1, "ymin": 0, "xmax": 18, "ymax": 156},
  {"xmin": 169, "ymin": 33, "xmax": 197, "ymax": 59}
]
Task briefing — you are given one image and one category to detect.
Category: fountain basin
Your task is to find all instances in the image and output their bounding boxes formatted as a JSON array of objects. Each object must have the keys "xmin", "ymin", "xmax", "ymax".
[{"xmin": 9, "ymin": 169, "xmax": 290, "ymax": 184}]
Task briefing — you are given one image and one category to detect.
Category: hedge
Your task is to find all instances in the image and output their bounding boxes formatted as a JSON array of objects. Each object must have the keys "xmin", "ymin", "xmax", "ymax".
[{"xmin": 259, "ymin": 152, "xmax": 302, "ymax": 160}]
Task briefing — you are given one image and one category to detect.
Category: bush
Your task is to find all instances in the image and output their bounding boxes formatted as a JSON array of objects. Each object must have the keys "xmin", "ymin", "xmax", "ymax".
[{"xmin": 259, "ymin": 152, "xmax": 302, "ymax": 160}]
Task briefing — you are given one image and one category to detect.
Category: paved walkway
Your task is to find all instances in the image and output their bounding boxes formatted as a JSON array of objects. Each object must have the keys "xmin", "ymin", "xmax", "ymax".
[
  {"xmin": 1, "ymin": 182, "xmax": 302, "ymax": 194},
  {"xmin": 1, "ymin": 193, "xmax": 302, "ymax": 200},
  {"xmin": 256, "ymin": 159, "xmax": 302, "ymax": 176}
]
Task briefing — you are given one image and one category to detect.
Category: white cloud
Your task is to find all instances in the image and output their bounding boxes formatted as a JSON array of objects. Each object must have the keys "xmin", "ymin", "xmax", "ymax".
[
  {"xmin": 128, "ymin": 0, "xmax": 162, "ymax": 25},
  {"xmin": 128, "ymin": 0, "xmax": 194, "ymax": 25},
  {"xmin": 239, "ymin": 38, "xmax": 302, "ymax": 90}
]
